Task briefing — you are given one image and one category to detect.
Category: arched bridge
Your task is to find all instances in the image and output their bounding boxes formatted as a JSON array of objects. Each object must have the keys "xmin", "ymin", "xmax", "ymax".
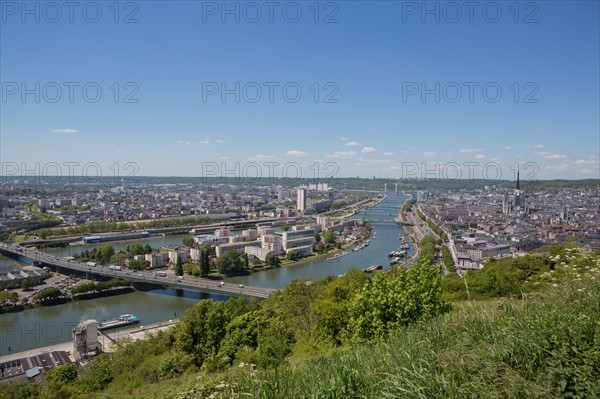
[{"xmin": 355, "ymin": 218, "xmax": 413, "ymax": 226}]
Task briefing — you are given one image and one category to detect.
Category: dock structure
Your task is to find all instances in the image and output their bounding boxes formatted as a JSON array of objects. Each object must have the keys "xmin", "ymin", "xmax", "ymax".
[{"xmin": 0, "ymin": 244, "xmax": 277, "ymax": 299}]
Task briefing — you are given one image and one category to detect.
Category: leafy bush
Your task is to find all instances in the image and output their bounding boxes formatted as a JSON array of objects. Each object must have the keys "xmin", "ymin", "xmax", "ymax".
[
  {"xmin": 34, "ymin": 287, "xmax": 63, "ymax": 301},
  {"xmin": 349, "ymin": 259, "xmax": 450, "ymax": 341}
]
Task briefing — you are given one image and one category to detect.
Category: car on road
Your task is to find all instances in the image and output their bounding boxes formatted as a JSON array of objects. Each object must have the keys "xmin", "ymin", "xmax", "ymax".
[
  {"xmin": 218, "ymin": 281, "xmax": 225, "ymax": 287},
  {"xmin": 238, "ymin": 284, "xmax": 244, "ymax": 288}
]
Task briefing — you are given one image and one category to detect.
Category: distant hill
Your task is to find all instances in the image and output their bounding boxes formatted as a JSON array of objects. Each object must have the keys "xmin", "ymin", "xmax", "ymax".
[{"xmin": 2, "ymin": 176, "xmax": 598, "ymax": 191}]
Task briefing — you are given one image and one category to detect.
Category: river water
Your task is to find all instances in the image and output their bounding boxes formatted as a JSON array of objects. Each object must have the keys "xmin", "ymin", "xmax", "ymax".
[{"xmin": 0, "ymin": 194, "xmax": 411, "ymax": 356}]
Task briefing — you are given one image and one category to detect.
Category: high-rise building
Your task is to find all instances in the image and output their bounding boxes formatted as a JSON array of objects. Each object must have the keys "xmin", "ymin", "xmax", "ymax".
[{"xmin": 297, "ymin": 188, "xmax": 307, "ymax": 211}]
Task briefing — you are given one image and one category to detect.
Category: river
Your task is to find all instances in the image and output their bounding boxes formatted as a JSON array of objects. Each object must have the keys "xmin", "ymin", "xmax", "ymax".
[{"xmin": 0, "ymin": 194, "xmax": 411, "ymax": 356}]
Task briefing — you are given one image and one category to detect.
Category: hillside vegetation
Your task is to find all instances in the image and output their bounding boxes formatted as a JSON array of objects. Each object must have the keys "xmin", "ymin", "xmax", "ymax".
[{"xmin": 2, "ymin": 244, "xmax": 599, "ymax": 399}]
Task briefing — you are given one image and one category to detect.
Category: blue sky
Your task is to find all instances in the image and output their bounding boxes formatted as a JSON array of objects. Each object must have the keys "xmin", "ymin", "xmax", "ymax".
[{"xmin": 1, "ymin": 0, "xmax": 599, "ymax": 180}]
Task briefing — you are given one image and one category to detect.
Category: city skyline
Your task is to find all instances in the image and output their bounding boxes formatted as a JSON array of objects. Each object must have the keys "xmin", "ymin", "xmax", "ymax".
[{"xmin": 1, "ymin": 1, "xmax": 599, "ymax": 179}]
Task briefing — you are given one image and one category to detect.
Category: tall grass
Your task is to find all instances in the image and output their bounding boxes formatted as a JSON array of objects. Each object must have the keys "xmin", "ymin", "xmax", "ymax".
[{"xmin": 224, "ymin": 277, "xmax": 599, "ymax": 399}]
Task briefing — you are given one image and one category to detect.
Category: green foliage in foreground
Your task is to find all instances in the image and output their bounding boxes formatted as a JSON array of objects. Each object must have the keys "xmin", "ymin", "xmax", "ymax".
[
  {"xmin": 227, "ymin": 275, "xmax": 600, "ymax": 399},
  {"xmin": 441, "ymin": 242, "xmax": 592, "ymax": 301},
  {"xmin": 2, "ymin": 244, "xmax": 598, "ymax": 399},
  {"xmin": 349, "ymin": 264, "xmax": 450, "ymax": 341}
]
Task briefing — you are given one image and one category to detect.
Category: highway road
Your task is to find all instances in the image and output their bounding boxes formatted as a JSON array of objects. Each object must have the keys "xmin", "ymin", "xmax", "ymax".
[{"xmin": 0, "ymin": 243, "xmax": 277, "ymax": 299}]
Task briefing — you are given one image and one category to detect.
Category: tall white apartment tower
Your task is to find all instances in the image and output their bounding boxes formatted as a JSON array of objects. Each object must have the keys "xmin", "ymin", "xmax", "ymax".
[{"xmin": 297, "ymin": 188, "xmax": 307, "ymax": 212}]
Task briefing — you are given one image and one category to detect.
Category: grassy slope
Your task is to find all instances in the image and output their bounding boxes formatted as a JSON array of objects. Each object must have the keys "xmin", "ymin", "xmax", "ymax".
[
  {"xmin": 223, "ymin": 278, "xmax": 599, "ymax": 399},
  {"xmin": 86, "ymin": 276, "xmax": 599, "ymax": 399}
]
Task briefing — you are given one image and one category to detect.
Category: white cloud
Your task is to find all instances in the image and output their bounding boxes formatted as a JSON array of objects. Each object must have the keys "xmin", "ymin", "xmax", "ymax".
[
  {"xmin": 544, "ymin": 154, "xmax": 567, "ymax": 160},
  {"xmin": 341, "ymin": 136, "xmax": 348, "ymax": 141},
  {"xmin": 328, "ymin": 151, "xmax": 357, "ymax": 159},
  {"xmin": 422, "ymin": 151, "xmax": 437, "ymax": 158},
  {"xmin": 51, "ymin": 128, "xmax": 78, "ymax": 134},
  {"xmin": 345, "ymin": 141, "xmax": 360, "ymax": 147},
  {"xmin": 533, "ymin": 151, "xmax": 567, "ymax": 160},
  {"xmin": 177, "ymin": 140, "xmax": 210, "ymax": 146},
  {"xmin": 460, "ymin": 148, "xmax": 483, "ymax": 153},
  {"xmin": 474, "ymin": 154, "xmax": 486, "ymax": 159},
  {"xmin": 248, "ymin": 154, "xmax": 275, "ymax": 161},
  {"xmin": 214, "ymin": 139, "xmax": 228, "ymax": 144},
  {"xmin": 286, "ymin": 150, "xmax": 311, "ymax": 158},
  {"xmin": 383, "ymin": 152, "xmax": 394, "ymax": 156},
  {"xmin": 356, "ymin": 158, "xmax": 392, "ymax": 166},
  {"xmin": 528, "ymin": 144, "xmax": 545, "ymax": 149},
  {"xmin": 544, "ymin": 163, "xmax": 569, "ymax": 172},
  {"xmin": 502, "ymin": 146, "xmax": 513, "ymax": 150},
  {"xmin": 574, "ymin": 157, "xmax": 598, "ymax": 165},
  {"xmin": 99, "ymin": 144, "xmax": 114, "ymax": 148},
  {"xmin": 361, "ymin": 146, "xmax": 376, "ymax": 154}
]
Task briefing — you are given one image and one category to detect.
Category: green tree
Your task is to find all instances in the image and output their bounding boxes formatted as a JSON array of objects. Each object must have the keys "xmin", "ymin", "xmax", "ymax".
[
  {"xmin": 349, "ymin": 259, "xmax": 450, "ymax": 341},
  {"xmin": 34, "ymin": 287, "xmax": 64, "ymax": 301},
  {"xmin": 265, "ymin": 251, "xmax": 280, "ymax": 267},
  {"xmin": 0, "ymin": 381, "xmax": 41, "ymax": 398},
  {"xmin": 0, "ymin": 290, "xmax": 19, "ymax": 304},
  {"xmin": 174, "ymin": 298, "xmax": 247, "ymax": 367},
  {"xmin": 312, "ymin": 269, "xmax": 369, "ymax": 345},
  {"xmin": 183, "ymin": 236, "xmax": 195, "ymax": 247},
  {"xmin": 42, "ymin": 363, "xmax": 78, "ymax": 398},
  {"xmin": 441, "ymin": 245, "xmax": 455, "ymax": 273},
  {"xmin": 96, "ymin": 244, "xmax": 115, "ymax": 264},
  {"xmin": 216, "ymin": 250, "xmax": 247, "ymax": 276},
  {"xmin": 182, "ymin": 263, "xmax": 194, "ymax": 275},
  {"xmin": 128, "ymin": 259, "xmax": 141, "ymax": 270},
  {"xmin": 200, "ymin": 250, "xmax": 210, "ymax": 278},
  {"xmin": 419, "ymin": 235, "xmax": 436, "ymax": 264},
  {"xmin": 21, "ymin": 278, "xmax": 34, "ymax": 291},
  {"xmin": 175, "ymin": 256, "xmax": 184, "ymax": 276},
  {"xmin": 323, "ymin": 229, "xmax": 336, "ymax": 244}
]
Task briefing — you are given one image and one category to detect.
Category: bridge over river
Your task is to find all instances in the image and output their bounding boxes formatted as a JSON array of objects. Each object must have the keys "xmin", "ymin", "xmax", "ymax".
[
  {"xmin": 0, "ymin": 243, "xmax": 276, "ymax": 299},
  {"xmin": 357, "ymin": 219, "xmax": 414, "ymax": 225}
]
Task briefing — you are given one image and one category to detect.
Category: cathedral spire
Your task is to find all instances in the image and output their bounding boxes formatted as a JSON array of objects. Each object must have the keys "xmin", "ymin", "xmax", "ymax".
[{"xmin": 516, "ymin": 166, "xmax": 520, "ymax": 190}]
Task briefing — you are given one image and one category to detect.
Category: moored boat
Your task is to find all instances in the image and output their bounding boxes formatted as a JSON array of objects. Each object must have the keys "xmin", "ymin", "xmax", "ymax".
[
  {"xmin": 97, "ymin": 314, "xmax": 140, "ymax": 330},
  {"xmin": 362, "ymin": 264, "xmax": 383, "ymax": 273}
]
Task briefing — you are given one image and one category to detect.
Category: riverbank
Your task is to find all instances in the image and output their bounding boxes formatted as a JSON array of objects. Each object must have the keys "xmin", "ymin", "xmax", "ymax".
[
  {"xmin": 0, "ymin": 282, "xmax": 135, "ymax": 315},
  {"xmin": 396, "ymin": 198, "xmax": 421, "ymax": 268},
  {"xmin": 0, "ymin": 317, "xmax": 180, "ymax": 365}
]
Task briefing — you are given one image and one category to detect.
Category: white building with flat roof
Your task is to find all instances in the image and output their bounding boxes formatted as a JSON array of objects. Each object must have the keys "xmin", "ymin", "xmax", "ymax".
[
  {"xmin": 216, "ymin": 241, "xmax": 260, "ymax": 257},
  {"xmin": 194, "ymin": 234, "xmax": 228, "ymax": 246}
]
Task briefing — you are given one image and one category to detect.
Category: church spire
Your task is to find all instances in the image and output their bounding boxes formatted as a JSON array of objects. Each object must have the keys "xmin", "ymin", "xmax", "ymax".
[{"xmin": 516, "ymin": 166, "xmax": 520, "ymax": 190}]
